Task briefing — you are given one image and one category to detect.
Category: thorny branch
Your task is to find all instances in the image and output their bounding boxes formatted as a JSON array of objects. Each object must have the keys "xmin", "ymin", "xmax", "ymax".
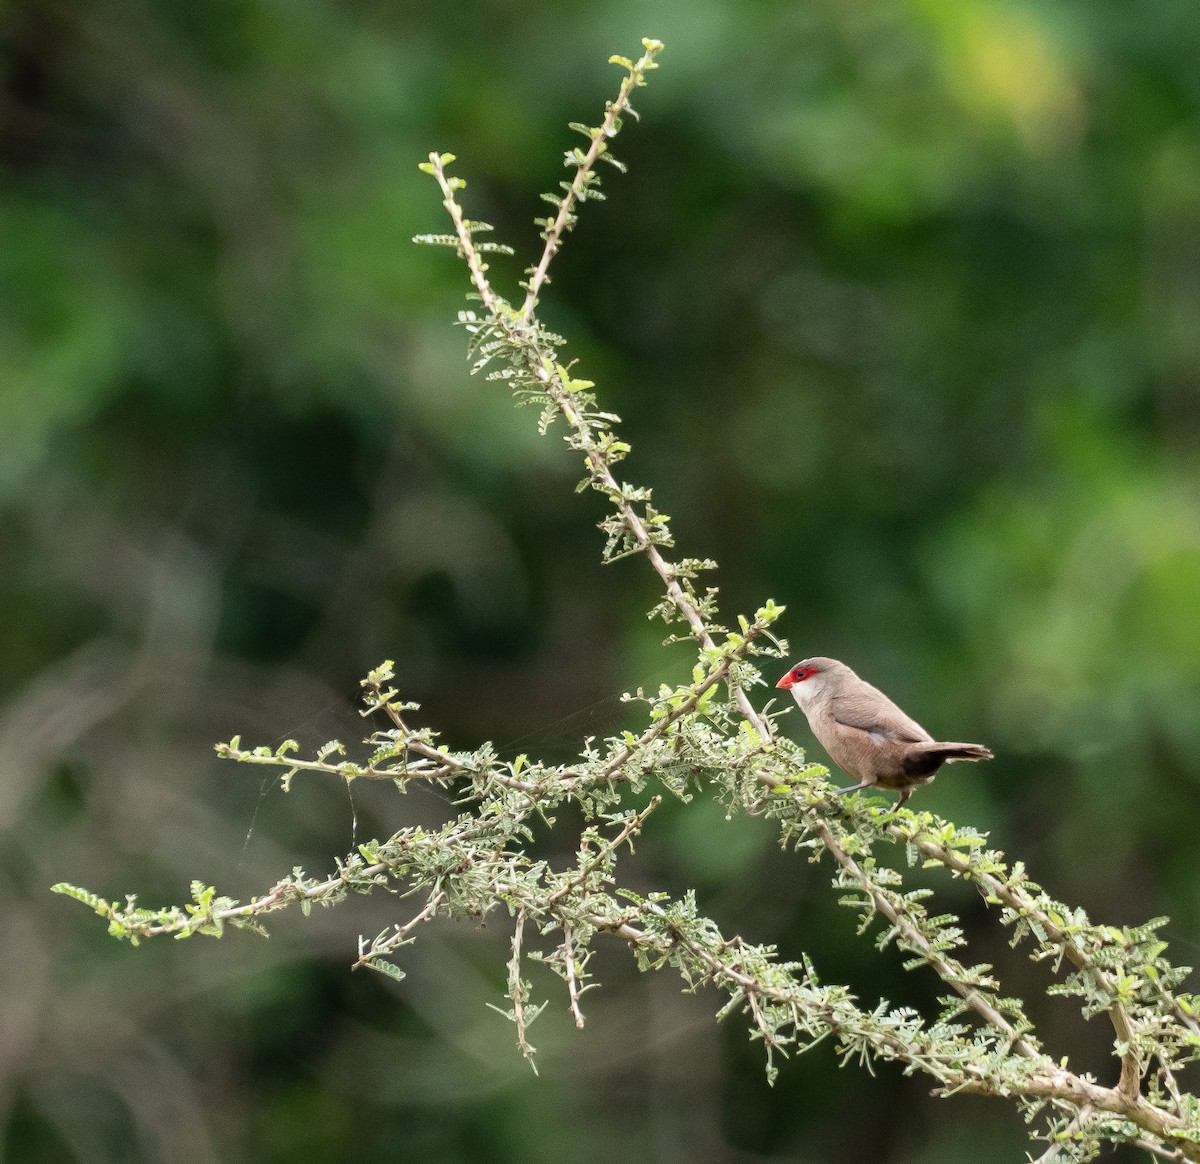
[
  {"xmin": 54, "ymin": 39, "xmax": 1200, "ymax": 1162},
  {"xmin": 420, "ymin": 89, "xmax": 1200, "ymax": 1154}
]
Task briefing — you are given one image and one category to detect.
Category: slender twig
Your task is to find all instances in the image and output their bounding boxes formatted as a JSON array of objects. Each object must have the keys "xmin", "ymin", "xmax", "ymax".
[
  {"xmin": 510, "ymin": 909, "xmax": 535, "ymax": 1065},
  {"xmin": 1133, "ymin": 1134, "xmax": 1191, "ymax": 1163},
  {"xmin": 519, "ymin": 39, "xmax": 663, "ymax": 318},
  {"xmin": 543, "ymin": 795, "xmax": 662, "ymax": 911},
  {"xmin": 562, "ymin": 925, "xmax": 587, "ymax": 1029},
  {"xmin": 218, "ymin": 746, "xmax": 457, "ymax": 787},
  {"xmin": 353, "ymin": 889, "xmax": 446, "ymax": 972}
]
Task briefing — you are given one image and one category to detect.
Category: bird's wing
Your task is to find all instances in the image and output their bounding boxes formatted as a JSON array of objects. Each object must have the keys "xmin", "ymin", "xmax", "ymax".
[{"xmin": 828, "ymin": 686, "xmax": 932, "ymax": 744}]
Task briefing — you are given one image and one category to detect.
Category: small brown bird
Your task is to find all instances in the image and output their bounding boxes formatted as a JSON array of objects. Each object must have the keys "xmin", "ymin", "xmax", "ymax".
[{"xmin": 776, "ymin": 657, "xmax": 993, "ymax": 807}]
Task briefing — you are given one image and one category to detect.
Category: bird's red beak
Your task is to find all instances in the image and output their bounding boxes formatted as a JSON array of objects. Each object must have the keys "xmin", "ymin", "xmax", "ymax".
[{"xmin": 775, "ymin": 671, "xmax": 794, "ymax": 690}]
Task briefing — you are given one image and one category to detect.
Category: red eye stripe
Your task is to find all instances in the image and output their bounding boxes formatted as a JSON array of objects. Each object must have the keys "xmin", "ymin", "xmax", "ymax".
[{"xmin": 776, "ymin": 664, "xmax": 819, "ymax": 689}]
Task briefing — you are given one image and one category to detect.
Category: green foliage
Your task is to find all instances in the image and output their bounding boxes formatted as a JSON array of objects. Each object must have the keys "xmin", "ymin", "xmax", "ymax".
[{"xmin": 54, "ymin": 41, "xmax": 1200, "ymax": 1163}]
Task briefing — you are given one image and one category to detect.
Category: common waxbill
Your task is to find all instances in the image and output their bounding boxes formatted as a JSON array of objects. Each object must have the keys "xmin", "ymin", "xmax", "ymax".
[{"xmin": 775, "ymin": 657, "xmax": 993, "ymax": 807}]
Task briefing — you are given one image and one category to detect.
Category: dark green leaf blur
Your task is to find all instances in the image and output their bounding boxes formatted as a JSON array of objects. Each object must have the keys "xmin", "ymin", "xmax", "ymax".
[{"xmin": 5, "ymin": 1, "xmax": 1198, "ymax": 1161}]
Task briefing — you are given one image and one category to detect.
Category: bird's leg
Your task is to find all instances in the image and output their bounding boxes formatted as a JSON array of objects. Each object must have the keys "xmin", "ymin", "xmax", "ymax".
[
  {"xmin": 895, "ymin": 788, "xmax": 912, "ymax": 810},
  {"xmin": 835, "ymin": 781, "xmax": 871, "ymax": 797}
]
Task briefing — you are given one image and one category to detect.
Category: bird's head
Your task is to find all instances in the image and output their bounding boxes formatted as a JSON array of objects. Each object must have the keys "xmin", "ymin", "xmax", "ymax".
[{"xmin": 775, "ymin": 657, "xmax": 850, "ymax": 708}]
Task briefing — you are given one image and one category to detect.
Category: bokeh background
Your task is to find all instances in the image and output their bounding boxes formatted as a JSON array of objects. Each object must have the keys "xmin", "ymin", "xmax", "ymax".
[{"xmin": 4, "ymin": 1, "xmax": 1200, "ymax": 1160}]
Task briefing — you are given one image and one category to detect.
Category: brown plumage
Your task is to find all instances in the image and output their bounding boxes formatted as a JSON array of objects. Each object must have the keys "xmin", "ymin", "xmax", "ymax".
[{"xmin": 775, "ymin": 656, "xmax": 993, "ymax": 807}]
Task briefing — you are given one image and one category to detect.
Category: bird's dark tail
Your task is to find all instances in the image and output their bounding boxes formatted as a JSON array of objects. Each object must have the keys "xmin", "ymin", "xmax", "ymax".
[{"xmin": 902, "ymin": 741, "xmax": 994, "ymax": 778}]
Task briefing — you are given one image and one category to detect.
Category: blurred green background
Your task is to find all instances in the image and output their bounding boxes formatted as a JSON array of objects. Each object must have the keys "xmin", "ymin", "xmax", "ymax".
[{"xmin": 4, "ymin": 0, "xmax": 1200, "ymax": 1160}]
